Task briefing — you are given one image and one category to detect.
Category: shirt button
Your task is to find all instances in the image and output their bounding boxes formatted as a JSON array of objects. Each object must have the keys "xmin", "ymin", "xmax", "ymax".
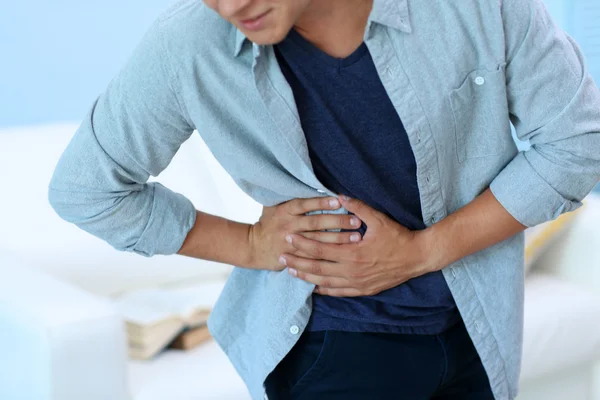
[
  {"xmin": 316, "ymin": 189, "xmax": 326, "ymax": 194},
  {"xmin": 474, "ymin": 76, "xmax": 485, "ymax": 85},
  {"xmin": 290, "ymin": 325, "xmax": 300, "ymax": 335}
]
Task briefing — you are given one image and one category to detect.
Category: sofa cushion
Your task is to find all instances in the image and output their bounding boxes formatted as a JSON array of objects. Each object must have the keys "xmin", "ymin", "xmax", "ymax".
[
  {"xmin": 520, "ymin": 273, "xmax": 600, "ymax": 383},
  {"xmin": 0, "ymin": 254, "xmax": 129, "ymax": 400}
]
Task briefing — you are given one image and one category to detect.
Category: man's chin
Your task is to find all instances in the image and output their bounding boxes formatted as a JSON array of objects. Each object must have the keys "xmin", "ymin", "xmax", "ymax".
[{"xmin": 242, "ymin": 28, "xmax": 290, "ymax": 46}]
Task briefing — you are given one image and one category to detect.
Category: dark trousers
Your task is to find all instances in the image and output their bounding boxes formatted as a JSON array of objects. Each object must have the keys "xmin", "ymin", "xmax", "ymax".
[{"xmin": 265, "ymin": 319, "xmax": 494, "ymax": 400}]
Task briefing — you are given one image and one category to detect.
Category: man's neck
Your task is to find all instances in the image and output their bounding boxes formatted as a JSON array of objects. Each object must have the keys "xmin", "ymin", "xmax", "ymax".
[{"xmin": 293, "ymin": 0, "xmax": 374, "ymax": 58}]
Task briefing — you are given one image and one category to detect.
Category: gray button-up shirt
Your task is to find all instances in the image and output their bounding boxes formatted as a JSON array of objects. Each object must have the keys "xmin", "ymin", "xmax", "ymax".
[{"xmin": 48, "ymin": 0, "xmax": 600, "ymax": 398}]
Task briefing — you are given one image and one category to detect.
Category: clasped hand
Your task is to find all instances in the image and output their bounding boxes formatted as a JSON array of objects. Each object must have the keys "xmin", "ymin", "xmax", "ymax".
[{"xmin": 249, "ymin": 195, "xmax": 434, "ymax": 297}]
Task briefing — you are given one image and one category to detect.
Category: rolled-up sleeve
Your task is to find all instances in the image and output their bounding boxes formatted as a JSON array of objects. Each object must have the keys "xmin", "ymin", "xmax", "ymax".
[
  {"xmin": 48, "ymin": 19, "xmax": 197, "ymax": 257},
  {"xmin": 490, "ymin": 0, "xmax": 600, "ymax": 227}
]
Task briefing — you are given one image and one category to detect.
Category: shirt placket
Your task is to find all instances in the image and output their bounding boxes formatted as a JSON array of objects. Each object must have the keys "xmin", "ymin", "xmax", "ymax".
[
  {"xmin": 364, "ymin": 23, "xmax": 510, "ymax": 399},
  {"xmin": 251, "ymin": 44, "xmax": 337, "ymax": 199},
  {"xmin": 364, "ymin": 23, "xmax": 446, "ymax": 228}
]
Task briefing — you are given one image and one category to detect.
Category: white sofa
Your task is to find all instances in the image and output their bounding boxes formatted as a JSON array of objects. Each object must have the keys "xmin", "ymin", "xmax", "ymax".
[{"xmin": 2, "ymin": 124, "xmax": 600, "ymax": 400}]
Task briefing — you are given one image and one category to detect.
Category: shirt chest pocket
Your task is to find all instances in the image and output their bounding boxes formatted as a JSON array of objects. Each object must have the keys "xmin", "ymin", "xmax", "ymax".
[{"xmin": 448, "ymin": 65, "xmax": 511, "ymax": 163}]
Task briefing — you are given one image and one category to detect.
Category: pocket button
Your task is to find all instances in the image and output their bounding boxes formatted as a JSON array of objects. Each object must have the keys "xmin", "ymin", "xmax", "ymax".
[{"xmin": 474, "ymin": 76, "xmax": 485, "ymax": 85}]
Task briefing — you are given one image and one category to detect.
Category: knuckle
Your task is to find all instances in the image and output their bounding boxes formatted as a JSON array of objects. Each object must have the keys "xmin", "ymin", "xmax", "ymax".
[
  {"xmin": 312, "ymin": 245, "xmax": 324, "ymax": 258},
  {"xmin": 307, "ymin": 217, "xmax": 319, "ymax": 230},
  {"xmin": 353, "ymin": 251, "xmax": 364, "ymax": 263},
  {"xmin": 276, "ymin": 202, "xmax": 288, "ymax": 213},
  {"xmin": 286, "ymin": 199, "xmax": 301, "ymax": 214},
  {"xmin": 349, "ymin": 270, "xmax": 365, "ymax": 281},
  {"xmin": 321, "ymin": 279, "xmax": 331, "ymax": 288},
  {"xmin": 310, "ymin": 262, "xmax": 323, "ymax": 275},
  {"xmin": 281, "ymin": 221, "xmax": 292, "ymax": 233}
]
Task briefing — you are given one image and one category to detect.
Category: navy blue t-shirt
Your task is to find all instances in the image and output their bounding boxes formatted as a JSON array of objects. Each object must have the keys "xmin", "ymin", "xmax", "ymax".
[{"xmin": 275, "ymin": 29, "xmax": 460, "ymax": 334}]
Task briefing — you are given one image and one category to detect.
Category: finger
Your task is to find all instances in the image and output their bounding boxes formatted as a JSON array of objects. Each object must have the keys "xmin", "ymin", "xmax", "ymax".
[
  {"xmin": 293, "ymin": 249, "xmax": 319, "ymax": 259},
  {"xmin": 288, "ymin": 268, "xmax": 350, "ymax": 288},
  {"xmin": 279, "ymin": 253, "xmax": 337, "ymax": 277},
  {"xmin": 286, "ymin": 197, "xmax": 341, "ymax": 216},
  {"xmin": 299, "ymin": 231, "xmax": 362, "ymax": 244},
  {"xmin": 338, "ymin": 195, "xmax": 379, "ymax": 226},
  {"xmin": 297, "ymin": 213, "xmax": 362, "ymax": 232},
  {"xmin": 287, "ymin": 233, "xmax": 343, "ymax": 262},
  {"xmin": 314, "ymin": 286, "xmax": 363, "ymax": 297}
]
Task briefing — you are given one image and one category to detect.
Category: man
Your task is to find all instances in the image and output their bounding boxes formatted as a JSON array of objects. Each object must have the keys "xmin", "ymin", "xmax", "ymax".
[{"xmin": 48, "ymin": 0, "xmax": 600, "ymax": 399}]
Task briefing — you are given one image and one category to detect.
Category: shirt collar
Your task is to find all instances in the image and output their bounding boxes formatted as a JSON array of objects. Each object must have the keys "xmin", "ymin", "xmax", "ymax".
[
  {"xmin": 233, "ymin": 28, "xmax": 251, "ymax": 57},
  {"xmin": 369, "ymin": 0, "xmax": 412, "ymax": 34},
  {"xmin": 232, "ymin": 0, "xmax": 411, "ymax": 57}
]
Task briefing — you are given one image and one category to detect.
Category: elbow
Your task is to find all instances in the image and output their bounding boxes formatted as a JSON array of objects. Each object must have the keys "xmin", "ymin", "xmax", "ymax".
[
  {"xmin": 47, "ymin": 184, "xmax": 96, "ymax": 227},
  {"xmin": 47, "ymin": 178, "xmax": 156, "ymax": 255}
]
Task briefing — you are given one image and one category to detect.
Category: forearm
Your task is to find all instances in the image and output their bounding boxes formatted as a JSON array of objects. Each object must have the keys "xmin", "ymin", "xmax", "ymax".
[
  {"xmin": 420, "ymin": 188, "xmax": 527, "ymax": 272},
  {"xmin": 177, "ymin": 210, "xmax": 254, "ymax": 268}
]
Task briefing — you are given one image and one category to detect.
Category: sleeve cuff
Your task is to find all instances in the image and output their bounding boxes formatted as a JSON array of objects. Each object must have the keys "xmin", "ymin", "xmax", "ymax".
[
  {"xmin": 489, "ymin": 152, "xmax": 582, "ymax": 227},
  {"xmin": 133, "ymin": 182, "xmax": 197, "ymax": 256}
]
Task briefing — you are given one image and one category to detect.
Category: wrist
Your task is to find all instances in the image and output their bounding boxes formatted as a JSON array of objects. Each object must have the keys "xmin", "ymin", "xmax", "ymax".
[
  {"xmin": 414, "ymin": 225, "xmax": 446, "ymax": 273},
  {"xmin": 245, "ymin": 223, "xmax": 260, "ymax": 270},
  {"xmin": 246, "ymin": 221, "xmax": 274, "ymax": 270}
]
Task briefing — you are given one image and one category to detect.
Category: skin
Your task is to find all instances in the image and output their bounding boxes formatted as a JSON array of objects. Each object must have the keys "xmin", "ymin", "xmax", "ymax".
[
  {"xmin": 179, "ymin": 0, "xmax": 528, "ymax": 297},
  {"xmin": 202, "ymin": 0, "xmax": 373, "ymax": 57}
]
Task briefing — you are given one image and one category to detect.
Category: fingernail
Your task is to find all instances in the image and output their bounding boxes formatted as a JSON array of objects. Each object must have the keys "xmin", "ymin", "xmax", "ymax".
[
  {"xmin": 285, "ymin": 235, "xmax": 293, "ymax": 244},
  {"xmin": 329, "ymin": 199, "xmax": 340, "ymax": 208},
  {"xmin": 279, "ymin": 256, "xmax": 287, "ymax": 265},
  {"xmin": 350, "ymin": 217, "xmax": 360, "ymax": 227},
  {"xmin": 350, "ymin": 234, "xmax": 361, "ymax": 242},
  {"xmin": 341, "ymin": 195, "xmax": 351, "ymax": 201},
  {"xmin": 288, "ymin": 268, "xmax": 297, "ymax": 277}
]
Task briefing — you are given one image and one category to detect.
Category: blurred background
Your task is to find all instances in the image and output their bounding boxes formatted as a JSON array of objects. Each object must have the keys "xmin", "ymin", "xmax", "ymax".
[
  {"xmin": 2, "ymin": 1, "xmax": 600, "ymax": 400},
  {"xmin": 1, "ymin": 0, "xmax": 172, "ymax": 127}
]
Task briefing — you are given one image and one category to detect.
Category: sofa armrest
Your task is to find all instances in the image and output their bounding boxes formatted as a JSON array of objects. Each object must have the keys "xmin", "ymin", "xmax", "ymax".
[
  {"xmin": 533, "ymin": 193, "xmax": 600, "ymax": 292},
  {"xmin": 0, "ymin": 254, "xmax": 130, "ymax": 400}
]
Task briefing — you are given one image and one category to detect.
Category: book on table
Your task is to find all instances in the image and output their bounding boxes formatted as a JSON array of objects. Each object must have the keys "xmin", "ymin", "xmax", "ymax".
[{"xmin": 113, "ymin": 280, "xmax": 225, "ymax": 360}]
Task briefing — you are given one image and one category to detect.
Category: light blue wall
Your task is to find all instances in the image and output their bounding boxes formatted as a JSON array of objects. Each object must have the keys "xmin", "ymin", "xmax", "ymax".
[
  {"xmin": 544, "ymin": 0, "xmax": 600, "ymax": 85},
  {"xmin": 0, "ymin": 0, "xmax": 174, "ymax": 127},
  {"xmin": 1, "ymin": 0, "xmax": 600, "ymax": 127}
]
